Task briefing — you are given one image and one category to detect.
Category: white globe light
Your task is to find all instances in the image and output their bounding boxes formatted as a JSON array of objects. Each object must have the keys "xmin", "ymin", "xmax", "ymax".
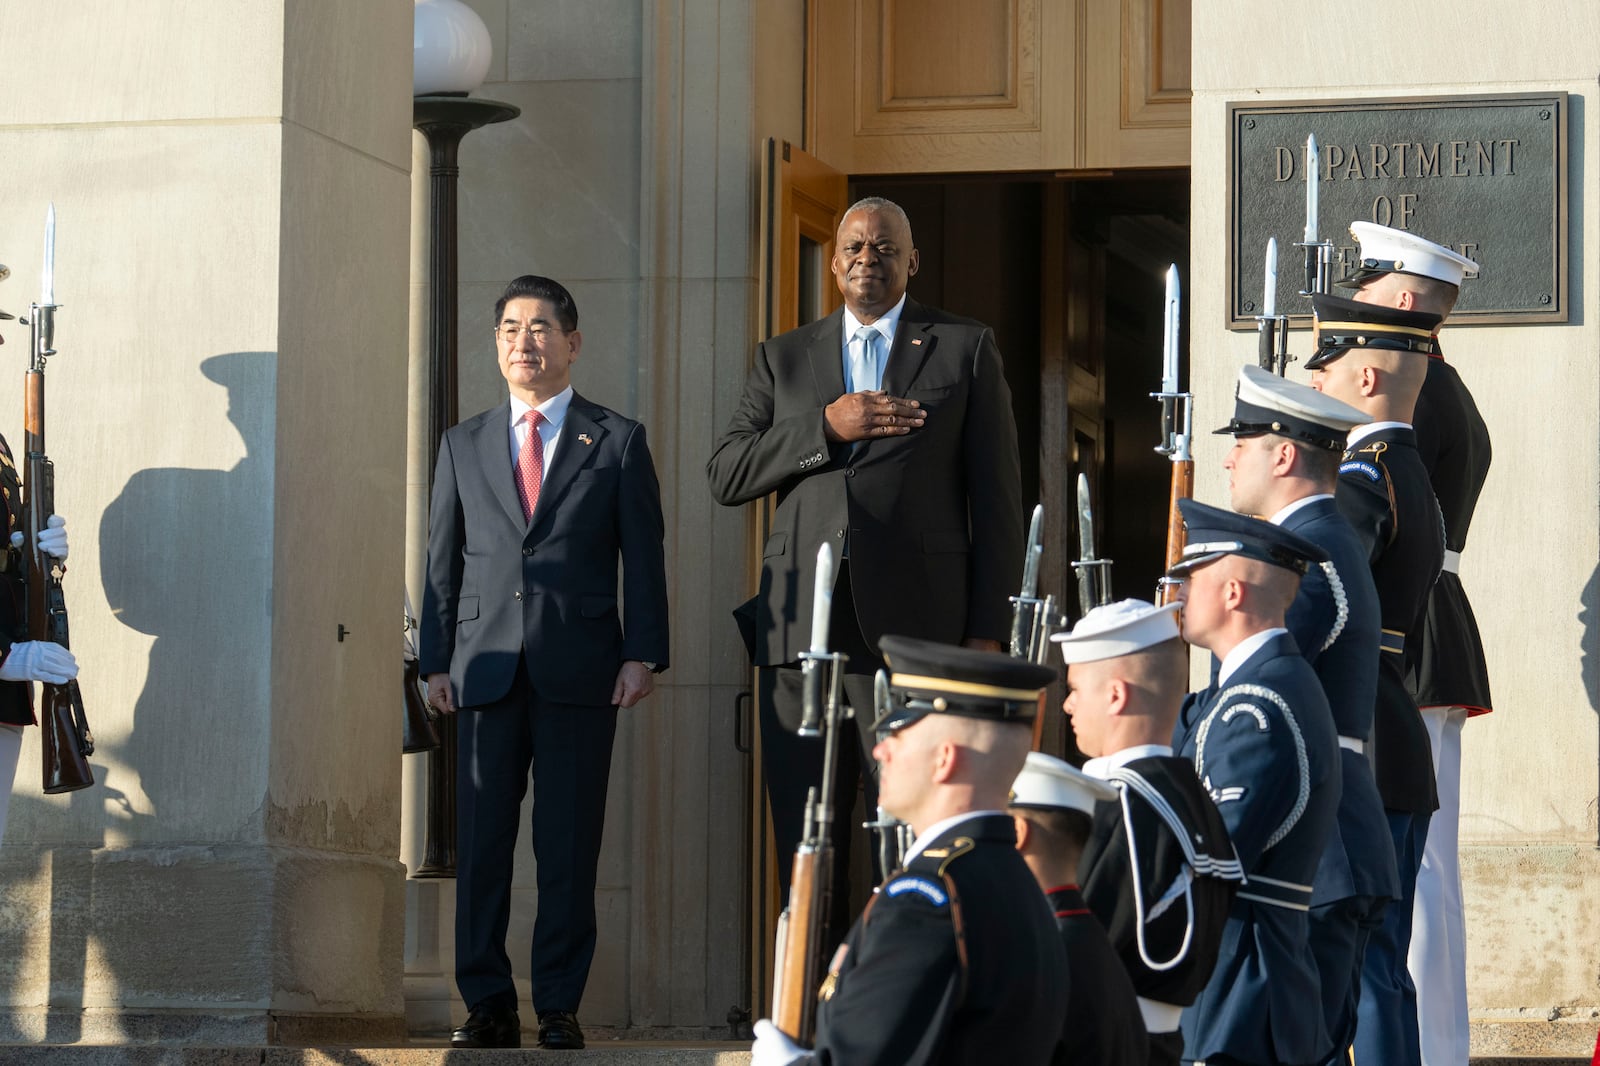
[{"xmin": 414, "ymin": 0, "xmax": 493, "ymax": 96}]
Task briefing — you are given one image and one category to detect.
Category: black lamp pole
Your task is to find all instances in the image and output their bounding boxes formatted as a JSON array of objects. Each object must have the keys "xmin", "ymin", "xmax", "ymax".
[{"xmin": 411, "ymin": 93, "xmax": 519, "ymax": 879}]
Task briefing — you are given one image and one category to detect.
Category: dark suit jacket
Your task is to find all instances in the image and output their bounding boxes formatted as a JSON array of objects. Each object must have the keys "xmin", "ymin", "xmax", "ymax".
[
  {"xmin": 706, "ymin": 300, "xmax": 1024, "ymax": 665},
  {"xmin": 419, "ymin": 391, "xmax": 669, "ymax": 709}
]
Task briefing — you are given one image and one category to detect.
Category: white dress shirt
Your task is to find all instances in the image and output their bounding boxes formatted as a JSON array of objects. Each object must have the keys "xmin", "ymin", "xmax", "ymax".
[{"xmin": 508, "ymin": 385, "xmax": 574, "ymax": 477}]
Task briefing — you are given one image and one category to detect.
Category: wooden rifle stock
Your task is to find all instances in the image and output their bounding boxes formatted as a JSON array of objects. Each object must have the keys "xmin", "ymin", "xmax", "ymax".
[
  {"xmin": 773, "ymin": 841, "xmax": 830, "ymax": 1042},
  {"xmin": 1159, "ymin": 458, "xmax": 1194, "ymax": 607},
  {"xmin": 24, "ymin": 368, "xmax": 94, "ymax": 794}
]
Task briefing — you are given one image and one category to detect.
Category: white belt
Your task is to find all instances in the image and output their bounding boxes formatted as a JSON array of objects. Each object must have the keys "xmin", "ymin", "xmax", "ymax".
[
  {"xmin": 1442, "ymin": 549, "xmax": 1461, "ymax": 574},
  {"xmin": 1136, "ymin": 996, "xmax": 1183, "ymax": 1033},
  {"xmin": 1338, "ymin": 735, "xmax": 1365, "ymax": 754}
]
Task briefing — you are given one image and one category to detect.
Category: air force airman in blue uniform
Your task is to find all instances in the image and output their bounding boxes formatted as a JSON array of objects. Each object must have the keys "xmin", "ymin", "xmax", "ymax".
[
  {"xmin": 1169, "ymin": 501, "xmax": 1342, "ymax": 1066},
  {"xmin": 1216, "ymin": 365, "xmax": 1399, "ymax": 1060}
]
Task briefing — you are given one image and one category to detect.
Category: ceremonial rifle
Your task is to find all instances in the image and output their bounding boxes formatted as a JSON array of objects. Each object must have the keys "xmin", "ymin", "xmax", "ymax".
[
  {"xmin": 772, "ymin": 543, "xmax": 847, "ymax": 1044},
  {"xmin": 1298, "ymin": 134, "xmax": 1335, "ymax": 298},
  {"xmin": 1255, "ymin": 237, "xmax": 1292, "ymax": 377},
  {"xmin": 1151, "ymin": 265, "xmax": 1192, "ymax": 606},
  {"xmin": 24, "ymin": 205, "xmax": 94, "ymax": 794},
  {"xmin": 1070, "ymin": 473, "xmax": 1112, "ymax": 616},
  {"xmin": 1009, "ymin": 504, "xmax": 1064, "ymax": 664}
]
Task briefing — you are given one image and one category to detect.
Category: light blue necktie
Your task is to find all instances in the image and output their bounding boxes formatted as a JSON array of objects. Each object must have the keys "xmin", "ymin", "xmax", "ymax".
[{"xmin": 848, "ymin": 325, "xmax": 880, "ymax": 393}]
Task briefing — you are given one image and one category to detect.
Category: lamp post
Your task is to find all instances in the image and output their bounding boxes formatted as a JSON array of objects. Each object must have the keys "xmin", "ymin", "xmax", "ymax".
[{"xmin": 410, "ymin": 0, "xmax": 519, "ymax": 879}]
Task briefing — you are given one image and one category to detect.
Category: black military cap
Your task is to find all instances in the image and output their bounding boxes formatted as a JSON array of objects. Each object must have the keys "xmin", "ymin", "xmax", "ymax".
[
  {"xmin": 1213, "ymin": 364, "xmax": 1367, "ymax": 452},
  {"xmin": 1167, "ymin": 498, "xmax": 1329, "ymax": 578},
  {"xmin": 871, "ymin": 635, "xmax": 1055, "ymax": 735},
  {"xmin": 1304, "ymin": 292, "xmax": 1442, "ymax": 370}
]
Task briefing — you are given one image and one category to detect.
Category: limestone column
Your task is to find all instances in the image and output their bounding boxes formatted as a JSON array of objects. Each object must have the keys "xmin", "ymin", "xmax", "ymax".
[{"xmin": 0, "ymin": 0, "xmax": 413, "ymax": 1044}]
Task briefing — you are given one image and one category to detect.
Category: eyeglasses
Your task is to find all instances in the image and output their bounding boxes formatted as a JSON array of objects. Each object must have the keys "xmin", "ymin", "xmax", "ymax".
[{"xmin": 496, "ymin": 325, "xmax": 568, "ymax": 344}]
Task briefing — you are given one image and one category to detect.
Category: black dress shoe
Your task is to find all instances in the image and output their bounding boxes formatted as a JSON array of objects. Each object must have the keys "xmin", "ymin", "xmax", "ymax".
[
  {"xmin": 451, "ymin": 1005, "xmax": 521, "ymax": 1048},
  {"xmin": 537, "ymin": 1009, "xmax": 585, "ymax": 1050}
]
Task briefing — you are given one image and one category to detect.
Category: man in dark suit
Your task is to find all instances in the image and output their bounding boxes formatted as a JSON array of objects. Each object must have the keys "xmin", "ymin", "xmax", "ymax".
[
  {"xmin": 1056, "ymin": 599, "xmax": 1242, "ymax": 1066},
  {"xmin": 1216, "ymin": 365, "xmax": 1399, "ymax": 1061},
  {"xmin": 1169, "ymin": 501, "xmax": 1341, "ymax": 1066},
  {"xmin": 1010, "ymin": 751, "xmax": 1148, "ymax": 1066},
  {"xmin": 420, "ymin": 275, "xmax": 670, "ymax": 1050},
  {"xmin": 1306, "ymin": 293, "xmax": 1445, "ymax": 1066},
  {"xmin": 751, "ymin": 636, "xmax": 1067, "ymax": 1066},
  {"xmin": 707, "ymin": 197, "xmax": 1024, "ymax": 932},
  {"xmin": 1341, "ymin": 222, "xmax": 1490, "ymax": 1066}
]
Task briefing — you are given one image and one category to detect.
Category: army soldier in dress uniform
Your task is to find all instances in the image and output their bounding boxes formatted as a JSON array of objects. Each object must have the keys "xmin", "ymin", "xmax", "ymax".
[
  {"xmin": 1053, "ymin": 600, "xmax": 1243, "ymax": 1066},
  {"xmin": 1169, "ymin": 501, "xmax": 1341, "ymax": 1066},
  {"xmin": 1305, "ymin": 294, "xmax": 1446, "ymax": 1066},
  {"xmin": 1340, "ymin": 222, "xmax": 1489, "ymax": 1066},
  {"xmin": 1215, "ymin": 365, "xmax": 1399, "ymax": 1061},
  {"xmin": 1010, "ymin": 751, "xmax": 1148, "ymax": 1066},
  {"xmin": 750, "ymin": 636, "xmax": 1067, "ymax": 1066}
]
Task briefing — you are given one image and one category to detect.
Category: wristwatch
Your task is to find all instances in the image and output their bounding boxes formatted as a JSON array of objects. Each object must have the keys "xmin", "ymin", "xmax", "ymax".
[{"xmin": 640, "ymin": 661, "xmax": 658, "ymax": 672}]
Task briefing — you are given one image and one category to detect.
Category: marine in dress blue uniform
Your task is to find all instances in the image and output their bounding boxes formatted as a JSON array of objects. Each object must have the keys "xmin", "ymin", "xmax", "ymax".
[
  {"xmin": 1055, "ymin": 600, "xmax": 1244, "ymax": 1066},
  {"xmin": 1342, "ymin": 222, "xmax": 1491, "ymax": 1066},
  {"xmin": 1306, "ymin": 293, "xmax": 1446, "ymax": 1066},
  {"xmin": 1168, "ymin": 501, "xmax": 1342, "ymax": 1066},
  {"xmin": 1011, "ymin": 752, "xmax": 1148, "ymax": 1066},
  {"xmin": 750, "ymin": 637, "xmax": 1068, "ymax": 1066},
  {"xmin": 1214, "ymin": 366, "xmax": 1400, "ymax": 1060}
]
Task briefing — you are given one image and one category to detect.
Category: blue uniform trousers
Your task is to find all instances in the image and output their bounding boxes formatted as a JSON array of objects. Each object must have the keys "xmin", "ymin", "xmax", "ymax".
[{"xmin": 1353, "ymin": 811, "xmax": 1430, "ymax": 1066}]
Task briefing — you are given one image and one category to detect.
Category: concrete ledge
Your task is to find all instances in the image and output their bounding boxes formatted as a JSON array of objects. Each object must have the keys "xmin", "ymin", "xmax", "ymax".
[
  {"xmin": 1471, "ymin": 1017, "xmax": 1600, "ymax": 1059},
  {"xmin": 0, "ymin": 1050, "xmax": 754, "ymax": 1065}
]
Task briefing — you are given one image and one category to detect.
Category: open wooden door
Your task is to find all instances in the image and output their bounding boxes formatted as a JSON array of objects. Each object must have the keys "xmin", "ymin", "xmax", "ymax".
[{"xmin": 748, "ymin": 138, "xmax": 848, "ymax": 1021}]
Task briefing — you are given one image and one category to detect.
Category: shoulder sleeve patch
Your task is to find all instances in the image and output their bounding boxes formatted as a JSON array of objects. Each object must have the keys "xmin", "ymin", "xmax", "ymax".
[
  {"xmin": 884, "ymin": 875, "xmax": 949, "ymax": 907},
  {"xmin": 1340, "ymin": 460, "xmax": 1382, "ymax": 482}
]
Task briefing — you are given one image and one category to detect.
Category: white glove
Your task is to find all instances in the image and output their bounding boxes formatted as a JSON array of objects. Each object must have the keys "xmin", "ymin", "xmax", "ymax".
[
  {"xmin": 37, "ymin": 514, "xmax": 67, "ymax": 561},
  {"xmin": 0, "ymin": 641, "xmax": 78, "ymax": 684},
  {"xmin": 751, "ymin": 1019, "xmax": 807, "ymax": 1066}
]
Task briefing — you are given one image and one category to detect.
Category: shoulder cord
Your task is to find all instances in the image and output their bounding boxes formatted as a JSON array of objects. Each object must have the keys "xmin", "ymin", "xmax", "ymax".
[{"xmin": 1193, "ymin": 684, "xmax": 1311, "ymax": 852}]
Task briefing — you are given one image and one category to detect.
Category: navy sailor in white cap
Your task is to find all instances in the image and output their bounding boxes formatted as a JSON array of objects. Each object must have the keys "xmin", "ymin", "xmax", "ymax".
[
  {"xmin": 1053, "ymin": 599, "xmax": 1242, "ymax": 1066},
  {"xmin": 1342, "ymin": 221, "xmax": 1490, "ymax": 1066},
  {"xmin": 1217, "ymin": 364, "xmax": 1399, "ymax": 1062},
  {"xmin": 1168, "ymin": 500, "xmax": 1342, "ymax": 1066},
  {"xmin": 1009, "ymin": 751, "xmax": 1148, "ymax": 1066}
]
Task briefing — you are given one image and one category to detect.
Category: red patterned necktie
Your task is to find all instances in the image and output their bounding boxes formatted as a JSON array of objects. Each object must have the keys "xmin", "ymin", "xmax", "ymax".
[{"xmin": 516, "ymin": 409, "xmax": 545, "ymax": 521}]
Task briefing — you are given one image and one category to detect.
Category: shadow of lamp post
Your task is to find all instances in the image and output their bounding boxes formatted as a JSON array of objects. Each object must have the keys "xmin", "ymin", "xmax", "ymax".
[{"xmin": 410, "ymin": 0, "xmax": 519, "ymax": 880}]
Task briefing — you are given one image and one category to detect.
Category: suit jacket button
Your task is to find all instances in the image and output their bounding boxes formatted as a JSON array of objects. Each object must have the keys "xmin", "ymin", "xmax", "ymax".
[
  {"xmin": 835, "ymin": 529, "xmax": 845, "ymax": 538},
  {"xmin": 523, "ymin": 547, "xmax": 534, "ymax": 555},
  {"xmin": 514, "ymin": 591, "xmax": 522, "ymax": 600},
  {"xmin": 846, "ymin": 468, "xmax": 855, "ymax": 477}
]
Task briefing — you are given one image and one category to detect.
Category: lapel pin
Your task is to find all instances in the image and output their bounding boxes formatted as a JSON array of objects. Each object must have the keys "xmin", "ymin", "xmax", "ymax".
[{"xmin": 578, "ymin": 433, "xmax": 593, "ymax": 446}]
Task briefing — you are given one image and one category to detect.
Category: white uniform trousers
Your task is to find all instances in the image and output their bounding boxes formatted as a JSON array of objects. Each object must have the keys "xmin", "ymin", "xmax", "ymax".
[
  {"xmin": 0, "ymin": 723, "xmax": 23, "ymax": 842},
  {"xmin": 1409, "ymin": 705, "xmax": 1469, "ymax": 1066}
]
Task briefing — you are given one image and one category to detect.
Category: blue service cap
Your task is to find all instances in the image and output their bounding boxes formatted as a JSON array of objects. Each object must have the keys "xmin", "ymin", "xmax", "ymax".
[{"xmin": 1167, "ymin": 498, "xmax": 1329, "ymax": 578}]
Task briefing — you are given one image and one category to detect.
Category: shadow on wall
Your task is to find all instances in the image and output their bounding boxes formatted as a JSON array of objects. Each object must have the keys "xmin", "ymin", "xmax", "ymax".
[
  {"xmin": 0, "ymin": 351, "xmax": 276, "ymax": 1045},
  {"xmin": 1582, "ymin": 564, "xmax": 1599, "ymax": 846}
]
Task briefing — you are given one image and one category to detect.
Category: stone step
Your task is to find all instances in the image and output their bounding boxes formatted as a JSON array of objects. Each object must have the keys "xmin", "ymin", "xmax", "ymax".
[{"xmin": 0, "ymin": 1050, "xmax": 1588, "ymax": 1066}]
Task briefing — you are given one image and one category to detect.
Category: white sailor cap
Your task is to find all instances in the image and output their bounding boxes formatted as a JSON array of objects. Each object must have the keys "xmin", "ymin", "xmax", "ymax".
[
  {"xmin": 1050, "ymin": 599, "xmax": 1181, "ymax": 664},
  {"xmin": 1213, "ymin": 364, "xmax": 1367, "ymax": 452},
  {"xmin": 1010, "ymin": 751, "xmax": 1117, "ymax": 815},
  {"xmin": 1339, "ymin": 221, "xmax": 1478, "ymax": 289}
]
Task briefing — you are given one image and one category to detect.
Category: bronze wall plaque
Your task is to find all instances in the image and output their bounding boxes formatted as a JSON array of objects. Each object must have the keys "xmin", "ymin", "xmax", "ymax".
[{"xmin": 1226, "ymin": 93, "xmax": 1567, "ymax": 328}]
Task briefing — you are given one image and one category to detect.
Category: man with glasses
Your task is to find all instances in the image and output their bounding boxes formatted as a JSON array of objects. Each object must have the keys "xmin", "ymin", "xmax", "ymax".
[{"xmin": 420, "ymin": 274, "xmax": 670, "ymax": 1050}]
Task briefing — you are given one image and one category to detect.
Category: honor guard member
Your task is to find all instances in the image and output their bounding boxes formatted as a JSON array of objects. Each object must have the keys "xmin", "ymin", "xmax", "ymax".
[
  {"xmin": 751, "ymin": 636, "xmax": 1068, "ymax": 1066},
  {"xmin": 1306, "ymin": 293, "xmax": 1446, "ymax": 1066},
  {"xmin": 1217, "ymin": 366, "xmax": 1400, "ymax": 1059},
  {"xmin": 1054, "ymin": 600, "xmax": 1243, "ymax": 1066},
  {"xmin": 1010, "ymin": 751, "xmax": 1148, "ymax": 1066},
  {"xmin": 1341, "ymin": 222, "xmax": 1489, "ymax": 1066},
  {"xmin": 0, "ymin": 263, "xmax": 76, "ymax": 840},
  {"xmin": 1168, "ymin": 501, "xmax": 1342, "ymax": 1066}
]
